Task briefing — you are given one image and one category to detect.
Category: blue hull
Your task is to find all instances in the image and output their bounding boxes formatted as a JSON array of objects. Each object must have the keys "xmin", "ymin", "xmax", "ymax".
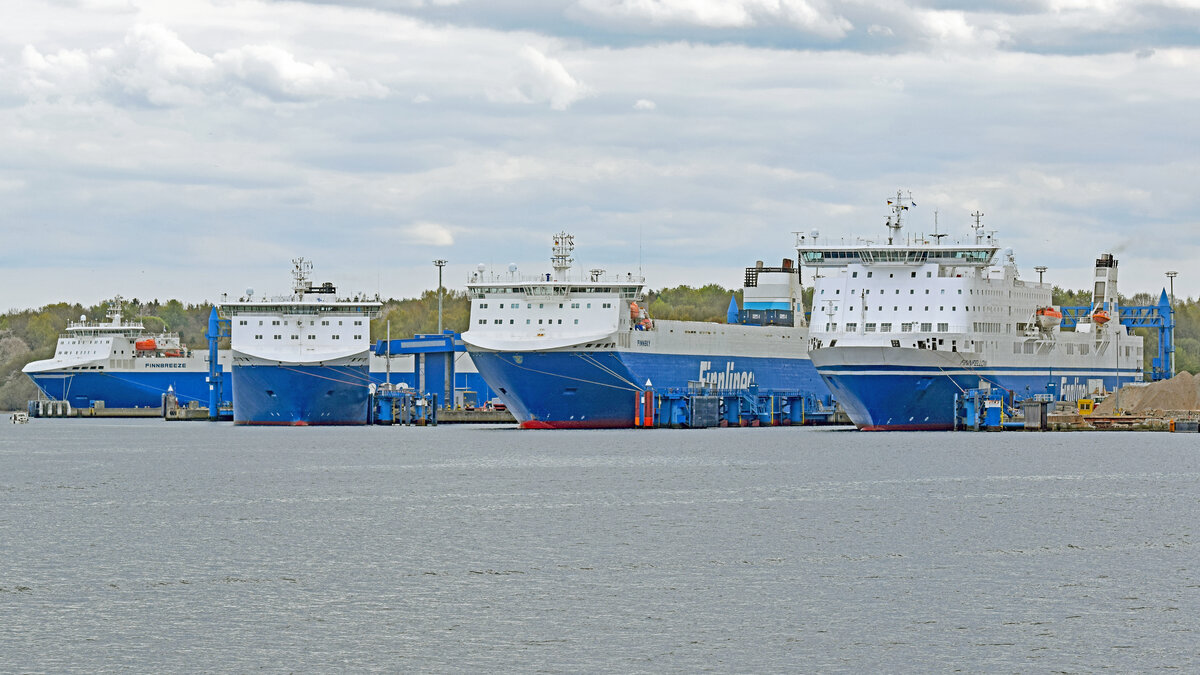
[
  {"xmin": 27, "ymin": 367, "xmax": 494, "ymax": 412},
  {"xmin": 469, "ymin": 350, "xmax": 829, "ymax": 428},
  {"xmin": 231, "ymin": 365, "xmax": 372, "ymax": 426},
  {"xmin": 818, "ymin": 365, "xmax": 1136, "ymax": 430},
  {"xmin": 26, "ymin": 371, "xmax": 219, "ymax": 410}
]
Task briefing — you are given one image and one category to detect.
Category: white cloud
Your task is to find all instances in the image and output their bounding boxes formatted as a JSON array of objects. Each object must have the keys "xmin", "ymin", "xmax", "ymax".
[
  {"xmin": 576, "ymin": 0, "xmax": 852, "ymax": 38},
  {"xmin": 401, "ymin": 222, "xmax": 456, "ymax": 246},
  {"xmin": 18, "ymin": 23, "xmax": 386, "ymax": 108},
  {"xmin": 634, "ymin": 98, "xmax": 656, "ymax": 109},
  {"xmin": 488, "ymin": 45, "xmax": 592, "ymax": 110}
]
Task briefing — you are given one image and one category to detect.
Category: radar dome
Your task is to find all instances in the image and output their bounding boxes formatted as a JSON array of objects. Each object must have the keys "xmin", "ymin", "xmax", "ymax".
[
  {"xmin": 246, "ymin": 288, "xmax": 254, "ymax": 297},
  {"xmin": 80, "ymin": 314, "xmax": 86, "ymax": 321},
  {"xmin": 508, "ymin": 263, "xmax": 518, "ymax": 273},
  {"xmin": 477, "ymin": 263, "xmax": 485, "ymax": 272},
  {"xmin": 810, "ymin": 229, "xmax": 819, "ymax": 240}
]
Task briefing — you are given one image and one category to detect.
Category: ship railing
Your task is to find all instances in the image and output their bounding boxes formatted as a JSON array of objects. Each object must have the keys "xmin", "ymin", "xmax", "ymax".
[{"xmin": 469, "ymin": 271, "xmax": 645, "ymax": 285}]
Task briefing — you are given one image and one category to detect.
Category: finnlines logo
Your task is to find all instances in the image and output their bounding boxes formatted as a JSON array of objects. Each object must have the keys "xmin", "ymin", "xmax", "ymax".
[
  {"xmin": 144, "ymin": 363, "xmax": 188, "ymax": 368},
  {"xmin": 698, "ymin": 361, "xmax": 755, "ymax": 389}
]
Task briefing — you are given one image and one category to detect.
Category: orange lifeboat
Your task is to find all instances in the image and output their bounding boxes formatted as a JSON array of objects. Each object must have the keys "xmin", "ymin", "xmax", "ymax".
[
  {"xmin": 630, "ymin": 302, "xmax": 640, "ymax": 321},
  {"xmin": 1034, "ymin": 306, "xmax": 1062, "ymax": 331},
  {"xmin": 135, "ymin": 338, "xmax": 157, "ymax": 351},
  {"xmin": 1092, "ymin": 309, "xmax": 1110, "ymax": 325}
]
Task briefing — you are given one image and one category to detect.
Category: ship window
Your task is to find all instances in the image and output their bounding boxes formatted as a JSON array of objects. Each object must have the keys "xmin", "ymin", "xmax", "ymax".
[
  {"xmin": 920, "ymin": 323, "xmax": 932, "ymax": 332},
  {"xmin": 510, "ymin": 320, "xmax": 514, "ymax": 324},
  {"xmin": 865, "ymin": 323, "xmax": 876, "ymax": 332},
  {"xmin": 911, "ymin": 272, "xmax": 916, "ymax": 278},
  {"xmin": 355, "ymin": 321, "xmax": 362, "ymax": 326},
  {"xmin": 852, "ymin": 272, "xmax": 858, "ymax": 278},
  {"xmin": 910, "ymin": 290, "xmax": 915, "ymax": 295},
  {"xmin": 309, "ymin": 334, "xmax": 318, "ymax": 339},
  {"xmin": 255, "ymin": 335, "xmax": 263, "ymax": 339},
  {"xmin": 478, "ymin": 319, "xmax": 485, "ymax": 325},
  {"xmin": 958, "ymin": 290, "xmax": 963, "ymax": 294},
  {"xmin": 901, "ymin": 323, "xmax": 913, "ymax": 332},
  {"xmin": 333, "ymin": 335, "xmax": 341, "ymax": 340},
  {"xmin": 574, "ymin": 319, "xmax": 579, "ymax": 324},
  {"xmin": 540, "ymin": 304, "xmax": 545, "ymax": 309},
  {"xmin": 867, "ymin": 272, "xmax": 873, "ymax": 278},
  {"xmin": 494, "ymin": 319, "xmax": 502, "ymax": 324},
  {"xmin": 938, "ymin": 323, "xmax": 949, "ymax": 332},
  {"xmin": 274, "ymin": 335, "xmax": 281, "ymax": 340},
  {"xmin": 291, "ymin": 335, "xmax": 298, "ymax": 340},
  {"xmin": 1081, "ymin": 345, "xmax": 1089, "ymax": 355},
  {"xmin": 927, "ymin": 272, "xmax": 932, "ymax": 277},
  {"xmin": 258, "ymin": 320, "xmax": 263, "ymax": 325},
  {"xmin": 836, "ymin": 290, "xmax": 840, "ymax": 294},
  {"xmin": 881, "ymin": 323, "xmax": 892, "ymax": 332},
  {"xmin": 526, "ymin": 319, "xmax": 531, "ymax": 324},
  {"xmin": 538, "ymin": 319, "xmax": 543, "ymax": 324},
  {"xmin": 1067, "ymin": 345, "xmax": 1074, "ymax": 354},
  {"xmin": 558, "ymin": 319, "xmax": 562, "ymax": 324},
  {"xmin": 1024, "ymin": 342, "xmax": 1035, "ymax": 354},
  {"xmin": 587, "ymin": 303, "xmax": 592, "ymax": 308},
  {"xmin": 892, "ymin": 340, "xmax": 901, "ymax": 347}
]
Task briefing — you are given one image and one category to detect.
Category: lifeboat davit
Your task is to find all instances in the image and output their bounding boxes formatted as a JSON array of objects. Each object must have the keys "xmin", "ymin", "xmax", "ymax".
[
  {"xmin": 1092, "ymin": 309, "xmax": 1111, "ymax": 325},
  {"xmin": 135, "ymin": 338, "xmax": 157, "ymax": 351},
  {"xmin": 1035, "ymin": 306, "xmax": 1062, "ymax": 330}
]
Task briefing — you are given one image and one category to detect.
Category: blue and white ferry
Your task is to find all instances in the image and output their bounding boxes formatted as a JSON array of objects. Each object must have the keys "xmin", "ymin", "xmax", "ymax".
[
  {"xmin": 22, "ymin": 297, "xmax": 230, "ymax": 408},
  {"xmin": 219, "ymin": 259, "xmax": 382, "ymax": 425},
  {"xmin": 803, "ymin": 194, "xmax": 1144, "ymax": 430},
  {"xmin": 462, "ymin": 233, "xmax": 830, "ymax": 428}
]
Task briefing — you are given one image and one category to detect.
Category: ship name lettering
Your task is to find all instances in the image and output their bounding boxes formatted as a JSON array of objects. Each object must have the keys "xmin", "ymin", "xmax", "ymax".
[
  {"xmin": 637, "ymin": 340, "xmax": 650, "ymax": 346},
  {"xmin": 960, "ymin": 359, "xmax": 987, "ymax": 367},
  {"xmin": 698, "ymin": 360, "xmax": 755, "ymax": 390},
  {"xmin": 145, "ymin": 363, "xmax": 188, "ymax": 368}
]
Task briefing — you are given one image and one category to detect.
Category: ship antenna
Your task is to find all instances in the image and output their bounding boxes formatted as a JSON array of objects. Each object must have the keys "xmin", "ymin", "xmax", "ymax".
[
  {"xmin": 292, "ymin": 257, "xmax": 313, "ymax": 296},
  {"xmin": 886, "ymin": 190, "xmax": 913, "ymax": 245},
  {"xmin": 931, "ymin": 209, "xmax": 947, "ymax": 244},
  {"xmin": 551, "ymin": 232, "xmax": 574, "ymax": 279},
  {"xmin": 971, "ymin": 210, "xmax": 985, "ymax": 244}
]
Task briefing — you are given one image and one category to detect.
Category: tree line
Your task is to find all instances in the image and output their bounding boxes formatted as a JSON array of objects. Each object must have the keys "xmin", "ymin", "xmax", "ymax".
[{"xmin": 1, "ymin": 285, "xmax": 1195, "ymax": 409}]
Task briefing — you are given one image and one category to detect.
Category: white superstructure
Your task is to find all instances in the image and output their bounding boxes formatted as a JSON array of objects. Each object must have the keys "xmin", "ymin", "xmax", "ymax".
[{"xmin": 220, "ymin": 259, "xmax": 381, "ymax": 368}]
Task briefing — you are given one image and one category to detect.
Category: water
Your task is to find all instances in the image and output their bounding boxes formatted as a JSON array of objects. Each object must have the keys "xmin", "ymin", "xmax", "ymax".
[{"xmin": 2, "ymin": 420, "xmax": 1198, "ymax": 673}]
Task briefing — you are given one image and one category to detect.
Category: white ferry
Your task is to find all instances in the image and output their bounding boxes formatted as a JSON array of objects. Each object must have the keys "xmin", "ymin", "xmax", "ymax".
[
  {"xmin": 802, "ymin": 194, "xmax": 1144, "ymax": 430},
  {"xmin": 461, "ymin": 232, "xmax": 831, "ymax": 428}
]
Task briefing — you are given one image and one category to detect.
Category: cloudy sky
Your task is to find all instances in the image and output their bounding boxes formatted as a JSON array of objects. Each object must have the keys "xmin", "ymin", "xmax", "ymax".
[{"xmin": 2, "ymin": 0, "xmax": 1198, "ymax": 312}]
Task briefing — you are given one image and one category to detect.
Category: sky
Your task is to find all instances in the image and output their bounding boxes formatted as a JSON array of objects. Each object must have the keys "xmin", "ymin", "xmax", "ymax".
[{"xmin": 2, "ymin": 0, "xmax": 1199, "ymax": 312}]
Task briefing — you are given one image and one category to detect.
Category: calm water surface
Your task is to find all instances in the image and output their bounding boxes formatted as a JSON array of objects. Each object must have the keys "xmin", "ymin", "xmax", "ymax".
[{"xmin": 2, "ymin": 420, "xmax": 1198, "ymax": 672}]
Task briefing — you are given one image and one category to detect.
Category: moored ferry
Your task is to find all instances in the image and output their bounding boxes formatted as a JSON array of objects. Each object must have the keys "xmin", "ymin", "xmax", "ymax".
[
  {"xmin": 803, "ymin": 194, "xmax": 1144, "ymax": 430},
  {"xmin": 461, "ymin": 233, "xmax": 831, "ymax": 428},
  {"xmin": 219, "ymin": 259, "xmax": 382, "ymax": 425},
  {"xmin": 22, "ymin": 297, "xmax": 230, "ymax": 408}
]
